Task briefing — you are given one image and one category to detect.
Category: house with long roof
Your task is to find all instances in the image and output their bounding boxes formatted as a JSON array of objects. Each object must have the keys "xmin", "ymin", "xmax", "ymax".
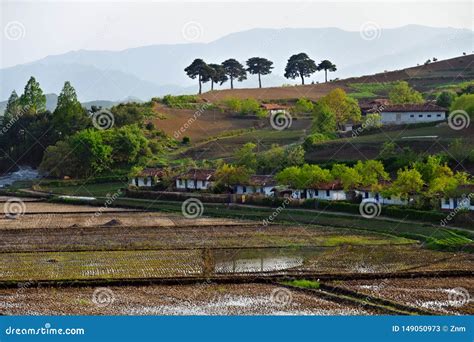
[{"xmin": 175, "ymin": 168, "xmax": 215, "ymax": 191}]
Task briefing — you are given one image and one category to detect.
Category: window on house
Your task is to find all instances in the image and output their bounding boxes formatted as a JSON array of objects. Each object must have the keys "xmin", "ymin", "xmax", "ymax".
[
  {"xmin": 243, "ymin": 186, "xmax": 247, "ymax": 193},
  {"xmin": 418, "ymin": 114, "xmax": 423, "ymax": 118},
  {"xmin": 387, "ymin": 196, "xmax": 391, "ymax": 200},
  {"xmin": 444, "ymin": 198, "xmax": 450, "ymax": 205},
  {"xmin": 326, "ymin": 190, "xmax": 330, "ymax": 197},
  {"xmin": 410, "ymin": 114, "xmax": 414, "ymax": 118},
  {"xmin": 437, "ymin": 114, "xmax": 441, "ymax": 117},
  {"xmin": 365, "ymin": 192, "xmax": 369, "ymax": 198},
  {"xmin": 427, "ymin": 114, "xmax": 432, "ymax": 118}
]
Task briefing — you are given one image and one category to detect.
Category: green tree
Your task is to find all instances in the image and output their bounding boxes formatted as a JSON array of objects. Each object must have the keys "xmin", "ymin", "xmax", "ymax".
[
  {"xmin": 319, "ymin": 88, "xmax": 361, "ymax": 125},
  {"xmin": 311, "ymin": 102, "xmax": 336, "ymax": 135},
  {"xmin": 103, "ymin": 125, "xmax": 150, "ymax": 165},
  {"xmin": 215, "ymin": 163, "xmax": 252, "ymax": 188},
  {"xmin": 450, "ymin": 94, "xmax": 474, "ymax": 118},
  {"xmin": 69, "ymin": 129, "xmax": 113, "ymax": 177},
  {"xmin": 354, "ymin": 160, "xmax": 389, "ymax": 191},
  {"xmin": 208, "ymin": 63, "xmax": 228, "ymax": 91},
  {"xmin": 184, "ymin": 59, "xmax": 213, "ymax": 94},
  {"xmin": 246, "ymin": 57, "xmax": 274, "ymax": 88},
  {"xmin": 390, "ymin": 168, "xmax": 424, "ymax": 200},
  {"xmin": 276, "ymin": 164, "xmax": 331, "ymax": 189},
  {"xmin": 234, "ymin": 142, "xmax": 257, "ymax": 170},
  {"xmin": 389, "ymin": 81, "xmax": 424, "ymax": 104},
  {"xmin": 293, "ymin": 98, "xmax": 314, "ymax": 115},
  {"xmin": 331, "ymin": 164, "xmax": 362, "ymax": 190},
  {"xmin": 222, "ymin": 59, "xmax": 247, "ymax": 89},
  {"xmin": 284, "ymin": 53, "xmax": 317, "ymax": 85},
  {"xmin": 3, "ymin": 90, "xmax": 20, "ymax": 121},
  {"xmin": 19, "ymin": 76, "xmax": 47, "ymax": 114},
  {"xmin": 317, "ymin": 60, "xmax": 337, "ymax": 83},
  {"xmin": 436, "ymin": 91, "xmax": 455, "ymax": 108},
  {"xmin": 53, "ymin": 81, "xmax": 90, "ymax": 137}
]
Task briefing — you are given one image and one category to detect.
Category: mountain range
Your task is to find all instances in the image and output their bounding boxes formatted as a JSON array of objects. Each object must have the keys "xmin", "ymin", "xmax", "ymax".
[{"xmin": 1, "ymin": 25, "xmax": 472, "ymax": 102}]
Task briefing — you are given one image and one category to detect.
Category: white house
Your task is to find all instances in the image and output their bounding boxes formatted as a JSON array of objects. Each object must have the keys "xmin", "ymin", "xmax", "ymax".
[
  {"xmin": 305, "ymin": 181, "xmax": 347, "ymax": 201},
  {"xmin": 373, "ymin": 103, "xmax": 446, "ymax": 125},
  {"xmin": 175, "ymin": 169, "xmax": 215, "ymax": 191},
  {"xmin": 261, "ymin": 103, "xmax": 290, "ymax": 116},
  {"xmin": 235, "ymin": 175, "xmax": 276, "ymax": 196},
  {"xmin": 440, "ymin": 185, "xmax": 474, "ymax": 211},
  {"xmin": 129, "ymin": 168, "xmax": 164, "ymax": 188},
  {"xmin": 354, "ymin": 186, "xmax": 408, "ymax": 206}
]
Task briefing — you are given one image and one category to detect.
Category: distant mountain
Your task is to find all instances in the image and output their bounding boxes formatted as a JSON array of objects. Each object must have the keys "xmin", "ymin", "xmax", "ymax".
[
  {"xmin": 1, "ymin": 25, "xmax": 472, "ymax": 102},
  {"xmin": 0, "ymin": 94, "xmax": 135, "ymax": 115}
]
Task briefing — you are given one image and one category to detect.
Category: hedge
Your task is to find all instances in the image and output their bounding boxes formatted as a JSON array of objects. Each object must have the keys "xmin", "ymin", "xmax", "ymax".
[{"xmin": 126, "ymin": 189, "xmax": 231, "ymax": 203}]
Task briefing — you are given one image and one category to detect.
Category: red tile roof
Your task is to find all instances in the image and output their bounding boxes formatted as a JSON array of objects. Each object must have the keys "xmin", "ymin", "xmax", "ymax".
[
  {"xmin": 177, "ymin": 169, "xmax": 215, "ymax": 181},
  {"xmin": 261, "ymin": 103, "xmax": 288, "ymax": 110},
  {"xmin": 138, "ymin": 168, "xmax": 165, "ymax": 177},
  {"xmin": 248, "ymin": 175, "xmax": 276, "ymax": 186},
  {"xmin": 309, "ymin": 180, "xmax": 344, "ymax": 190},
  {"xmin": 374, "ymin": 103, "xmax": 447, "ymax": 113}
]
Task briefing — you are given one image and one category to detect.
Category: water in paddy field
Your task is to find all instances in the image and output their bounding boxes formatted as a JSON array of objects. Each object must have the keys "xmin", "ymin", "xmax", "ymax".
[
  {"xmin": 0, "ymin": 166, "xmax": 39, "ymax": 188},
  {"xmin": 213, "ymin": 247, "xmax": 325, "ymax": 273}
]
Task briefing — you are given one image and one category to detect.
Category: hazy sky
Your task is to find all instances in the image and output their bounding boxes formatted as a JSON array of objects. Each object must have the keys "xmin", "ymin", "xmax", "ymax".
[{"xmin": 1, "ymin": 1, "xmax": 473, "ymax": 69}]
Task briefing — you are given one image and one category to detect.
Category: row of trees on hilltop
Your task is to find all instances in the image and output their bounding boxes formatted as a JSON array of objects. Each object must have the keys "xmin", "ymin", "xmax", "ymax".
[{"xmin": 184, "ymin": 53, "xmax": 337, "ymax": 94}]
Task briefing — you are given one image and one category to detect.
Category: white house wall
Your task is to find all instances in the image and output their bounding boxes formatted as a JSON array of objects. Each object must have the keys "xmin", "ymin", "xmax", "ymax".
[
  {"xmin": 441, "ymin": 197, "xmax": 474, "ymax": 211},
  {"xmin": 381, "ymin": 111, "xmax": 445, "ymax": 124}
]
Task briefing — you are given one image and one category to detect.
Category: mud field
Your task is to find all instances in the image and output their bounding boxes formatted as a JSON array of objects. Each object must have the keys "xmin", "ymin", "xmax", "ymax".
[
  {"xmin": 0, "ymin": 199, "xmax": 472, "ymax": 316},
  {"xmin": 329, "ymin": 277, "xmax": 474, "ymax": 315},
  {"xmin": 0, "ymin": 283, "xmax": 375, "ymax": 316}
]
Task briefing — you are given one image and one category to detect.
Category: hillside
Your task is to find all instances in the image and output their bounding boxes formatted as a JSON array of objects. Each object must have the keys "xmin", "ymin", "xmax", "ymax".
[{"xmin": 201, "ymin": 55, "xmax": 474, "ymax": 102}]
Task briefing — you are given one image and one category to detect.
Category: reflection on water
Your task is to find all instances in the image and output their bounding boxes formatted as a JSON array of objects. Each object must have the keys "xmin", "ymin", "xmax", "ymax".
[
  {"xmin": 0, "ymin": 167, "xmax": 39, "ymax": 188},
  {"xmin": 212, "ymin": 247, "xmax": 325, "ymax": 273}
]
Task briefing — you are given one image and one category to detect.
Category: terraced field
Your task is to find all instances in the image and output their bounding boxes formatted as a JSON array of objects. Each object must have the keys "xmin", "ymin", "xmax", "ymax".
[{"xmin": 0, "ymin": 198, "xmax": 472, "ymax": 316}]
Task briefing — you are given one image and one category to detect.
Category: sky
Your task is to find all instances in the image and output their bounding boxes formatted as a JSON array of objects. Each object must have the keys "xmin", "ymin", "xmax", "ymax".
[{"xmin": 1, "ymin": 1, "xmax": 473, "ymax": 69}]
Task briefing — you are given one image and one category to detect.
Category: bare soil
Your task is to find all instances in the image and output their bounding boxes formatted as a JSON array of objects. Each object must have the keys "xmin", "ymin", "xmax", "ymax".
[
  {"xmin": 330, "ymin": 277, "xmax": 474, "ymax": 315},
  {"xmin": 0, "ymin": 283, "xmax": 375, "ymax": 315}
]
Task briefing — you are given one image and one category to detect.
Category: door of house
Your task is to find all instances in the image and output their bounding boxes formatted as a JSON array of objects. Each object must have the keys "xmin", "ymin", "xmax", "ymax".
[{"xmin": 396, "ymin": 113, "xmax": 402, "ymax": 123}]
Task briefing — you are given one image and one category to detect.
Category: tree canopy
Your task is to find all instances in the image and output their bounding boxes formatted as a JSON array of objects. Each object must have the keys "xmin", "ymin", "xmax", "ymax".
[
  {"xmin": 246, "ymin": 57, "xmax": 274, "ymax": 88},
  {"xmin": 389, "ymin": 81, "xmax": 424, "ymax": 104},
  {"xmin": 19, "ymin": 77, "xmax": 47, "ymax": 114},
  {"xmin": 317, "ymin": 60, "xmax": 337, "ymax": 83},
  {"xmin": 222, "ymin": 59, "xmax": 247, "ymax": 89},
  {"xmin": 184, "ymin": 59, "xmax": 213, "ymax": 94},
  {"xmin": 284, "ymin": 53, "xmax": 317, "ymax": 85}
]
